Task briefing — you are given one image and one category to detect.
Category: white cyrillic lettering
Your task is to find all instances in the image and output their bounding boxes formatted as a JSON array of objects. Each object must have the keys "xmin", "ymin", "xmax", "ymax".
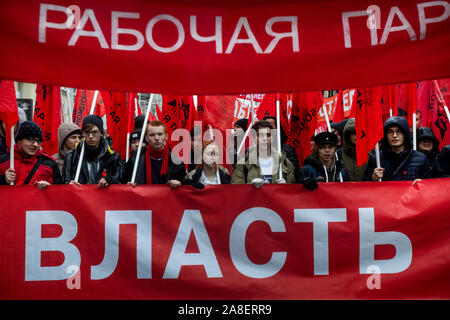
[
  {"xmin": 225, "ymin": 17, "xmax": 263, "ymax": 54},
  {"xmin": 380, "ymin": 6, "xmax": 417, "ymax": 45},
  {"xmin": 417, "ymin": 1, "xmax": 450, "ymax": 40},
  {"xmin": 91, "ymin": 211, "xmax": 151, "ymax": 280},
  {"xmin": 230, "ymin": 207, "xmax": 286, "ymax": 278},
  {"xmin": 25, "ymin": 211, "xmax": 80, "ymax": 281},
  {"xmin": 39, "ymin": 4, "xmax": 72, "ymax": 43},
  {"xmin": 264, "ymin": 16, "xmax": 299, "ymax": 53},
  {"xmin": 359, "ymin": 208, "xmax": 413, "ymax": 274},
  {"xmin": 68, "ymin": 9, "xmax": 109, "ymax": 48},
  {"xmin": 342, "ymin": 10, "xmax": 378, "ymax": 48},
  {"xmin": 163, "ymin": 210, "xmax": 222, "ymax": 279},
  {"xmin": 146, "ymin": 14, "xmax": 185, "ymax": 53},
  {"xmin": 111, "ymin": 11, "xmax": 145, "ymax": 51},
  {"xmin": 294, "ymin": 209, "xmax": 347, "ymax": 275},
  {"xmin": 190, "ymin": 15, "xmax": 223, "ymax": 53}
]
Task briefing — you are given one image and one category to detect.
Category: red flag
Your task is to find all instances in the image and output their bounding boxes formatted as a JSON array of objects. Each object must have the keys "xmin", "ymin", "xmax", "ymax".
[
  {"xmin": 288, "ymin": 91, "xmax": 324, "ymax": 166},
  {"xmin": 332, "ymin": 90, "xmax": 345, "ymax": 123},
  {"xmin": 72, "ymin": 89, "xmax": 104, "ymax": 127},
  {"xmin": 380, "ymin": 84, "xmax": 399, "ymax": 122},
  {"xmin": 0, "ymin": 80, "xmax": 18, "ymax": 151},
  {"xmin": 33, "ymin": 84, "xmax": 61, "ymax": 155},
  {"xmin": 177, "ymin": 96, "xmax": 195, "ymax": 131},
  {"xmin": 430, "ymin": 79, "xmax": 450, "ymax": 147},
  {"xmin": 354, "ymin": 87, "xmax": 384, "ymax": 167},
  {"xmin": 160, "ymin": 95, "xmax": 180, "ymax": 139},
  {"xmin": 256, "ymin": 93, "xmax": 290, "ymax": 137},
  {"xmin": 201, "ymin": 95, "xmax": 236, "ymax": 132},
  {"xmin": 397, "ymin": 82, "xmax": 418, "ymax": 127}
]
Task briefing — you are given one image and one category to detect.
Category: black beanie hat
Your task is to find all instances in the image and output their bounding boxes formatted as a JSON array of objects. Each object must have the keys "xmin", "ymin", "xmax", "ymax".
[
  {"xmin": 82, "ymin": 114, "xmax": 104, "ymax": 133},
  {"xmin": 235, "ymin": 118, "xmax": 249, "ymax": 130},
  {"xmin": 15, "ymin": 121, "xmax": 43, "ymax": 142},
  {"xmin": 129, "ymin": 128, "xmax": 142, "ymax": 142}
]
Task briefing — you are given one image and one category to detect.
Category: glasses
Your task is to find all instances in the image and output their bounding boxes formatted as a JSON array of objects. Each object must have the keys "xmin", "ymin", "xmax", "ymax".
[
  {"xmin": 386, "ymin": 129, "xmax": 403, "ymax": 136},
  {"xmin": 25, "ymin": 137, "xmax": 42, "ymax": 144},
  {"xmin": 83, "ymin": 130, "xmax": 101, "ymax": 137}
]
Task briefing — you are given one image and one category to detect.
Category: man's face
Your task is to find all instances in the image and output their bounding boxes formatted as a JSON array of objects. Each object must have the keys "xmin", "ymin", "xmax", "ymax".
[
  {"xmin": 64, "ymin": 133, "xmax": 81, "ymax": 151},
  {"xmin": 146, "ymin": 125, "xmax": 167, "ymax": 150},
  {"xmin": 256, "ymin": 127, "xmax": 272, "ymax": 153},
  {"xmin": 418, "ymin": 139, "xmax": 433, "ymax": 153},
  {"xmin": 17, "ymin": 137, "xmax": 42, "ymax": 158},
  {"xmin": 234, "ymin": 124, "xmax": 245, "ymax": 137},
  {"xmin": 350, "ymin": 133, "xmax": 357, "ymax": 145},
  {"xmin": 130, "ymin": 138, "xmax": 145, "ymax": 151},
  {"xmin": 318, "ymin": 144, "xmax": 336, "ymax": 163},
  {"xmin": 386, "ymin": 125, "xmax": 405, "ymax": 148},
  {"xmin": 83, "ymin": 125, "xmax": 103, "ymax": 147},
  {"xmin": 203, "ymin": 144, "xmax": 219, "ymax": 166}
]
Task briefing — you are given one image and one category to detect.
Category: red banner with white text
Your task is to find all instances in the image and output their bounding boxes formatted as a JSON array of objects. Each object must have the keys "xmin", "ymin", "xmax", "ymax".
[
  {"xmin": 0, "ymin": 180, "xmax": 449, "ymax": 299},
  {"xmin": 0, "ymin": 1, "xmax": 449, "ymax": 94}
]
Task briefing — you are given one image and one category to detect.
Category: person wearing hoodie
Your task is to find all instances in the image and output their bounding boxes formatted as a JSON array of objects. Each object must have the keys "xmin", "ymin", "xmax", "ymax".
[
  {"xmin": 53, "ymin": 123, "xmax": 82, "ymax": 175},
  {"xmin": 436, "ymin": 145, "xmax": 450, "ymax": 177},
  {"xmin": 330, "ymin": 119, "xmax": 349, "ymax": 149},
  {"xmin": 337, "ymin": 118, "xmax": 368, "ymax": 181},
  {"xmin": 0, "ymin": 121, "xmax": 62, "ymax": 189},
  {"xmin": 365, "ymin": 116, "xmax": 430, "ymax": 181},
  {"xmin": 298, "ymin": 131, "xmax": 347, "ymax": 188},
  {"xmin": 63, "ymin": 115, "xmax": 122, "ymax": 187},
  {"xmin": 416, "ymin": 127, "xmax": 443, "ymax": 178}
]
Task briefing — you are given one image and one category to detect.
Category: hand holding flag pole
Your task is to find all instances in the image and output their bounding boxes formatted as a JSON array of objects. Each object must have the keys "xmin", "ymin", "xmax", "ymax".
[
  {"xmin": 74, "ymin": 90, "xmax": 98, "ymax": 183},
  {"xmin": 9, "ymin": 126, "xmax": 14, "ymax": 185}
]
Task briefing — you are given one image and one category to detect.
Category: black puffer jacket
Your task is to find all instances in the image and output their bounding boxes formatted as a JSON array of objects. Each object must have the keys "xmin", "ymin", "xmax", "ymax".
[
  {"xmin": 416, "ymin": 127, "xmax": 443, "ymax": 178},
  {"xmin": 364, "ymin": 116, "xmax": 431, "ymax": 181},
  {"xmin": 436, "ymin": 145, "xmax": 450, "ymax": 177},
  {"xmin": 63, "ymin": 137, "xmax": 123, "ymax": 184},
  {"xmin": 299, "ymin": 147, "xmax": 348, "ymax": 183}
]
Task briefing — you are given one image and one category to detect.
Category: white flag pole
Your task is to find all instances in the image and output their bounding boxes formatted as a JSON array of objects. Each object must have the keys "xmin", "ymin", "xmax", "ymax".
[
  {"xmin": 412, "ymin": 112, "xmax": 417, "ymax": 150},
  {"xmin": 9, "ymin": 126, "xmax": 15, "ymax": 185},
  {"xmin": 276, "ymin": 94, "xmax": 283, "ymax": 180},
  {"xmin": 236, "ymin": 94, "xmax": 255, "ymax": 155},
  {"xmin": 389, "ymin": 108, "xmax": 393, "ymax": 117},
  {"xmin": 131, "ymin": 93, "xmax": 154, "ymax": 184},
  {"xmin": 375, "ymin": 142, "xmax": 382, "ymax": 182},
  {"xmin": 74, "ymin": 90, "xmax": 98, "ymax": 183},
  {"xmin": 322, "ymin": 104, "xmax": 332, "ymax": 132}
]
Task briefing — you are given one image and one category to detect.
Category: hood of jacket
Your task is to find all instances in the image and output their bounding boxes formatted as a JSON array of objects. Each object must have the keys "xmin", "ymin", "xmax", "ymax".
[
  {"xmin": 380, "ymin": 116, "xmax": 412, "ymax": 151},
  {"xmin": 417, "ymin": 127, "xmax": 440, "ymax": 157},
  {"xmin": 342, "ymin": 118, "xmax": 356, "ymax": 157},
  {"xmin": 58, "ymin": 123, "xmax": 82, "ymax": 158}
]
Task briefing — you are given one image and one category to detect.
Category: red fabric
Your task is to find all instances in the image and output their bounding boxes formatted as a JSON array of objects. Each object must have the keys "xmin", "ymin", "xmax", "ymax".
[
  {"xmin": 354, "ymin": 87, "xmax": 384, "ymax": 167},
  {"xmin": 0, "ymin": 80, "xmax": 18, "ymax": 150},
  {"xmin": 380, "ymin": 84, "xmax": 399, "ymax": 122},
  {"xmin": 1, "ymin": 1, "xmax": 449, "ymax": 94},
  {"xmin": 332, "ymin": 90, "xmax": 345, "ymax": 123},
  {"xmin": 145, "ymin": 144, "xmax": 169, "ymax": 184},
  {"xmin": 33, "ymin": 84, "xmax": 61, "ymax": 156},
  {"xmin": 1, "ymin": 180, "xmax": 450, "ymax": 299},
  {"xmin": 72, "ymin": 90, "xmax": 104, "ymax": 126},
  {"xmin": 397, "ymin": 82, "xmax": 418, "ymax": 127},
  {"xmin": 0, "ymin": 145, "xmax": 54, "ymax": 185},
  {"xmin": 201, "ymin": 95, "xmax": 236, "ymax": 132},
  {"xmin": 288, "ymin": 91, "xmax": 323, "ymax": 165}
]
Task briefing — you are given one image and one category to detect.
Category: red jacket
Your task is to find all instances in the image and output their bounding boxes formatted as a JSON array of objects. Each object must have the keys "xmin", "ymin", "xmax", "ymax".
[{"xmin": 0, "ymin": 145, "xmax": 62, "ymax": 185}]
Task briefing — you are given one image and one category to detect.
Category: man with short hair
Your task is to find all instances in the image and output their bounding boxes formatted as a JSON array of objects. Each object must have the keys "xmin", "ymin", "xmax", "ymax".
[
  {"xmin": 416, "ymin": 127, "xmax": 442, "ymax": 178},
  {"xmin": 63, "ymin": 114, "xmax": 122, "ymax": 187},
  {"xmin": 365, "ymin": 116, "xmax": 430, "ymax": 181},
  {"xmin": 123, "ymin": 120, "xmax": 186, "ymax": 188},
  {"xmin": 0, "ymin": 121, "xmax": 62, "ymax": 189},
  {"xmin": 231, "ymin": 120, "xmax": 295, "ymax": 187}
]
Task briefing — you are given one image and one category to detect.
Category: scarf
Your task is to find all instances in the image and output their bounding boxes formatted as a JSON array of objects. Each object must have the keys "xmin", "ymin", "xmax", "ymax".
[{"xmin": 145, "ymin": 145, "xmax": 170, "ymax": 184}]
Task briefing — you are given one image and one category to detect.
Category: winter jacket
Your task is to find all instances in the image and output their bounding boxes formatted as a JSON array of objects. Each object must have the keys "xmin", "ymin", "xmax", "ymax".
[
  {"xmin": 122, "ymin": 146, "xmax": 186, "ymax": 185},
  {"xmin": 0, "ymin": 144, "xmax": 62, "ymax": 185},
  {"xmin": 183, "ymin": 166, "xmax": 231, "ymax": 188},
  {"xmin": 52, "ymin": 123, "xmax": 82, "ymax": 175},
  {"xmin": 339, "ymin": 118, "xmax": 368, "ymax": 181},
  {"xmin": 231, "ymin": 147, "xmax": 295, "ymax": 184},
  {"xmin": 364, "ymin": 116, "xmax": 431, "ymax": 181},
  {"xmin": 299, "ymin": 147, "xmax": 348, "ymax": 183},
  {"xmin": 416, "ymin": 127, "xmax": 443, "ymax": 178},
  {"xmin": 63, "ymin": 137, "xmax": 122, "ymax": 184},
  {"xmin": 436, "ymin": 145, "xmax": 450, "ymax": 177}
]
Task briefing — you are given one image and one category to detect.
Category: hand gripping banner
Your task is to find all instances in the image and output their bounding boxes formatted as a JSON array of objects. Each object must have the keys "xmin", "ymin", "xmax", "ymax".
[
  {"xmin": 0, "ymin": 0, "xmax": 449, "ymax": 94},
  {"xmin": 0, "ymin": 179, "xmax": 449, "ymax": 299}
]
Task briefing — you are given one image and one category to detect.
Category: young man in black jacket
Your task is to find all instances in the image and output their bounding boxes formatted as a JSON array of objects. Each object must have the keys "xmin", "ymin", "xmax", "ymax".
[{"xmin": 63, "ymin": 115, "xmax": 122, "ymax": 187}]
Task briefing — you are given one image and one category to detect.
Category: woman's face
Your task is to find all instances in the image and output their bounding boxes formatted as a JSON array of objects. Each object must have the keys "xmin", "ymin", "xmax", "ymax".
[{"xmin": 203, "ymin": 144, "xmax": 219, "ymax": 167}]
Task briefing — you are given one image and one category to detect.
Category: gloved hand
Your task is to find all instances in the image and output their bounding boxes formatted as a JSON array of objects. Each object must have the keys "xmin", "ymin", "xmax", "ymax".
[
  {"xmin": 275, "ymin": 178, "xmax": 286, "ymax": 184},
  {"xmin": 191, "ymin": 181, "xmax": 205, "ymax": 190},
  {"xmin": 302, "ymin": 177, "xmax": 318, "ymax": 191},
  {"xmin": 250, "ymin": 178, "xmax": 268, "ymax": 189}
]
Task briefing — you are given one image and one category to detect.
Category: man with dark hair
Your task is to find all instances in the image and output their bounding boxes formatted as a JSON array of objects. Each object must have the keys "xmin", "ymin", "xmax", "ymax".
[
  {"xmin": 365, "ymin": 116, "xmax": 430, "ymax": 181},
  {"xmin": 231, "ymin": 120, "xmax": 295, "ymax": 187},
  {"xmin": 123, "ymin": 120, "xmax": 186, "ymax": 188},
  {"xmin": 299, "ymin": 131, "xmax": 347, "ymax": 188},
  {"xmin": 129, "ymin": 128, "xmax": 145, "ymax": 152},
  {"xmin": 0, "ymin": 121, "xmax": 61, "ymax": 189},
  {"xmin": 416, "ymin": 127, "xmax": 442, "ymax": 178},
  {"xmin": 63, "ymin": 114, "xmax": 122, "ymax": 187}
]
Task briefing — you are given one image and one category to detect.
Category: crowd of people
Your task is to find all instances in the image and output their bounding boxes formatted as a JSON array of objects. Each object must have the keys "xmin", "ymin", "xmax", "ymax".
[{"xmin": 0, "ymin": 111, "xmax": 449, "ymax": 190}]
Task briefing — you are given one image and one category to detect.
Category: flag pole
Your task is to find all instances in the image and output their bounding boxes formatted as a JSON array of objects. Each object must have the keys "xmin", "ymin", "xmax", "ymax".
[
  {"xmin": 236, "ymin": 94, "xmax": 256, "ymax": 155},
  {"xmin": 275, "ymin": 94, "xmax": 283, "ymax": 180},
  {"xmin": 412, "ymin": 112, "xmax": 417, "ymax": 150},
  {"xmin": 375, "ymin": 142, "xmax": 382, "ymax": 182},
  {"xmin": 131, "ymin": 93, "xmax": 154, "ymax": 184},
  {"xmin": 74, "ymin": 90, "xmax": 98, "ymax": 183},
  {"xmin": 9, "ymin": 126, "xmax": 15, "ymax": 185},
  {"xmin": 433, "ymin": 80, "xmax": 450, "ymax": 124}
]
